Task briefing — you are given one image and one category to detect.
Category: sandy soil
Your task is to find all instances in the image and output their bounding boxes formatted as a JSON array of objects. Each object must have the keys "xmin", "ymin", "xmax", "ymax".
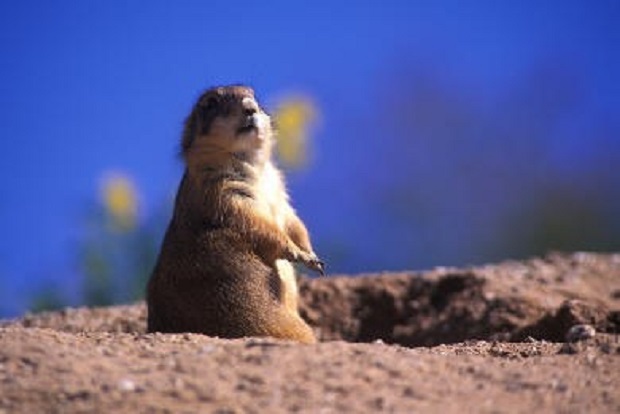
[{"xmin": 1, "ymin": 252, "xmax": 619, "ymax": 413}]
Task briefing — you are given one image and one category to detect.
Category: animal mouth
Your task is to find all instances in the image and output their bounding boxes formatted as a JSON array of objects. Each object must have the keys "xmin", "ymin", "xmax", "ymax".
[{"xmin": 237, "ymin": 116, "xmax": 258, "ymax": 135}]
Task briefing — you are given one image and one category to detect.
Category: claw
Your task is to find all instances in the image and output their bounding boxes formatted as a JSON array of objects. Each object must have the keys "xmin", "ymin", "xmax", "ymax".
[
  {"xmin": 308, "ymin": 258, "xmax": 325, "ymax": 276},
  {"xmin": 285, "ymin": 247, "xmax": 326, "ymax": 276},
  {"xmin": 315, "ymin": 260, "xmax": 325, "ymax": 276}
]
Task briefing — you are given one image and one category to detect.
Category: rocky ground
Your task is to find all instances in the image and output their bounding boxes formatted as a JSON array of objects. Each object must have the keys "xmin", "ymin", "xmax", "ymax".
[{"xmin": 1, "ymin": 252, "xmax": 619, "ymax": 413}]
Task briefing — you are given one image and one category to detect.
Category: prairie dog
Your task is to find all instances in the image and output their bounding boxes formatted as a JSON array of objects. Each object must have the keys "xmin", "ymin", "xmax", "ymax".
[{"xmin": 146, "ymin": 85, "xmax": 323, "ymax": 343}]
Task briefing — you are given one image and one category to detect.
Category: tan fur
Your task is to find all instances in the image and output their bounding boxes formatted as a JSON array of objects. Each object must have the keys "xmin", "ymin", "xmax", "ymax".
[{"xmin": 146, "ymin": 85, "xmax": 323, "ymax": 343}]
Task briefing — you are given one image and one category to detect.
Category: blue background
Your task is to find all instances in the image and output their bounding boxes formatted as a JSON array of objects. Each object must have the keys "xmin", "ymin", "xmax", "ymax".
[{"xmin": 1, "ymin": 1, "xmax": 619, "ymax": 317}]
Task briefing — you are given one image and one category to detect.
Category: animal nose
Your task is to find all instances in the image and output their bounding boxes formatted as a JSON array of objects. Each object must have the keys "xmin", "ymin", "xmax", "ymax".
[{"xmin": 243, "ymin": 113, "xmax": 257, "ymax": 128}]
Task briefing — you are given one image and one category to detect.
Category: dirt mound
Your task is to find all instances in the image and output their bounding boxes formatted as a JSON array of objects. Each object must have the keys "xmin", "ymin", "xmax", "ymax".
[
  {"xmin": 1, "ymin": 252, "xmax": 619, "ymax": 413},
  {"xmin": 301, "ymin": 252, "xmax": 620, "ymax": 345},
  {"xmin": 13, "ymin": 252, "xmax": 620, "ymax": 345}
]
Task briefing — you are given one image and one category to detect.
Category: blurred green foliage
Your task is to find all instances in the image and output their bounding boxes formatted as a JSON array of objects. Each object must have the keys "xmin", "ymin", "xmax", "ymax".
[
  {"xmin": 29, "ymin": 172, "xmax": 164, "ymax": 312},
  {"xmin": 78, "ymin": 173, "xmax": 164, "ymax": 307}
]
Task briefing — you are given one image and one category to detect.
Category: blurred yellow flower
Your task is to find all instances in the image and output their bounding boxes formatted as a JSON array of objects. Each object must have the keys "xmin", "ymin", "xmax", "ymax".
[
  {"xmin": 272, "ymin": 95, "xmax": 319, "ymax": 169},
  {"xmin": 100, "ymin": 172, "xmax": 138, "ymax": 232}
]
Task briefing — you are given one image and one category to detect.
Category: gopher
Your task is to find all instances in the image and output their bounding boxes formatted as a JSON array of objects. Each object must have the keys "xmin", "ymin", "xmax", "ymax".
[{"xmin": 146, "ymin": 85, "xmax": 324, "ymax": 344}]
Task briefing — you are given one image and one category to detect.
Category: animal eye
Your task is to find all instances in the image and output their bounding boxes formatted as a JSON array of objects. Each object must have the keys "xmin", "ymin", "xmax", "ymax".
[{"xmin": 201, "ymin": 96, "xmax": 219, "ymax": 110}]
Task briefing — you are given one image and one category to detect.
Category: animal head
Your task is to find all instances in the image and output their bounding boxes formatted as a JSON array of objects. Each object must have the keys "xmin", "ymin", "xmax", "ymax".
[{"xmin": 182, "ymin": 85, "xmax": 273, "ymax": 167}]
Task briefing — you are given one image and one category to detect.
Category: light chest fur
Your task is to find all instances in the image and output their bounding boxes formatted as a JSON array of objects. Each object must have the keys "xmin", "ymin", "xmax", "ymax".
[
  {"xmin": 253, "ymin": 161, "xmax": 295, "ymax": 231},
  {"xmin": 252, "ymin": 160, "xmax": 299, "ymax": 310}
]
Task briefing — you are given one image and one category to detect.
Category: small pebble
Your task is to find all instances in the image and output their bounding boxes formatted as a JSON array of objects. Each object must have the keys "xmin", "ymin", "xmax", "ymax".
[
  {"xmin": 565, "ymin": 324, "xmax": 596, "ymax": 343},
  {"xmin": 118, "ymin": 379, "xmax": 136, "ymax": 392},
  {"xmin": 200, "ymin": 344, "xmax": 217, "ymax": 354}
]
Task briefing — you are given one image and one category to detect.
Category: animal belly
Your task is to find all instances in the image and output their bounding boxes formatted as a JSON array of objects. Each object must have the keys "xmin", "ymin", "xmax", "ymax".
[{"xmin": 274, "ymin": 259, "xmax": 299, "ymax": 312}]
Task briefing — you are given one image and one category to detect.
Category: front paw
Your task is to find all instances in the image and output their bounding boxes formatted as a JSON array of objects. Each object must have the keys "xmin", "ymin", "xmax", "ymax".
[
  {"xmin": 298, "ymin": 252, "xmax": 325, "ymax": 276},
  {"xmin": 284, "ymin": 244, "xmax": 325, "ymax": 275}
]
